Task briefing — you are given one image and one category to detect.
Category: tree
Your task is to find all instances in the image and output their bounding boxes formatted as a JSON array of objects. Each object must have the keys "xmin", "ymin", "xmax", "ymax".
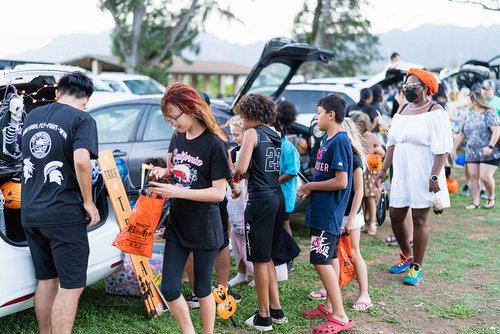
[
  {"xmin": 99, "ymin": 0, "xmax": 237, "ymax": 83},
  {"xmin": 293, "ymin": 0, "xmax": 380, "ymax": 77},
  {"xmin": 449, "ymin": 0, "xmax": 500, "ymax": 11}
]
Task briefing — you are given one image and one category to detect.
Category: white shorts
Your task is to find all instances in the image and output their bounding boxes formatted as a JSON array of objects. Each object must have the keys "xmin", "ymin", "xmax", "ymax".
[{"xmin": 341, "ymin": 211, "xmax": 365, "ymax": 231}]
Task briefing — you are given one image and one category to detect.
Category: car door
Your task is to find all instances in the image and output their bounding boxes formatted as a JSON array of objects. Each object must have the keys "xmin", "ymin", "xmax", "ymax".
[
  {"xmin": 89, "ymin": 103, "xmax": 145, "ymax": 186},
  {"xmin": 127, "ymin": 104, "xmax": 174, "ymax": 187},
  {"xmin": 231, "ymin": 37, "xmax": 336, "ymax": 109}
]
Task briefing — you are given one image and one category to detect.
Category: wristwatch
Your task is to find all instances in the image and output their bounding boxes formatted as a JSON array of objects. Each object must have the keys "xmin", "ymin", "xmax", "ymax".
[
  {"xmin": 430, "ymin": 175, "xmax": 439, "ymax": 183},
  {"xmin": 488, "ymin": 144, "xmax": 494, "ymax": 149}
]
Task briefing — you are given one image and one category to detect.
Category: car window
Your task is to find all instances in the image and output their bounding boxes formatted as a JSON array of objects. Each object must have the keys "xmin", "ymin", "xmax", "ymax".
[
  {"xmin": 143, "ymin": 106, "xmax": 174, "ymax": 141},
  {"xmin": 281, "ymin": 90, "xmax": 355, "ymax": 114},
  {"xmin": 123, "ymin": 80, "xmax": 164, "ymax": 95},
  {"xmin": 91, "ymin": 105, "xmax": 142, "ymax": 143},
  {"xmin": 102, "ymin": 80, "xmax": 126, "ymax": 93},
  {"xmin": 248, "ymin": 63, "xmax": 291, "ymax": 96}
]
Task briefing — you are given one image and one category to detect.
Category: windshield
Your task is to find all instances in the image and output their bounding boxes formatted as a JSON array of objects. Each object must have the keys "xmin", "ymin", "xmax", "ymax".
[
  {"xmin": 123, "ymin": 79, "xmax": 164, "ymax": 95},
  {"xmin": 248, "ymin": 63, "xmax": 291, "ymax": 97}
]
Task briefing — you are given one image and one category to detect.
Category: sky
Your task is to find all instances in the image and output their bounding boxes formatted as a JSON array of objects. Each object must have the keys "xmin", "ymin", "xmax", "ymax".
[{"xmin": 0, "ymin": 0, "xmax": 499, "ymax": 57}]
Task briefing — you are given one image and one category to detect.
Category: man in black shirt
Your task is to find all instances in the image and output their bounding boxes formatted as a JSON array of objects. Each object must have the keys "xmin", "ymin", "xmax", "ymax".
[{"xmin": 21, "ymin": 72, "xmax": 99, "ymax": 334}]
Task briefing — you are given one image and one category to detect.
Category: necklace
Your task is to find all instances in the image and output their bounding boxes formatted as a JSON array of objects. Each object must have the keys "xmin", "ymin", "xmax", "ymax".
[{"xmin": 407, "ymin": 98, "xmax": 431, "ymax": 111}]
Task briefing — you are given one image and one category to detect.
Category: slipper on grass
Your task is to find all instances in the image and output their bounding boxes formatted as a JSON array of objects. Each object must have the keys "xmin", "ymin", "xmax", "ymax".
[
  {"xmin": 351, "ymin": 301, "xmax": 373, "ymax": 311},
  {"xmin": 308, "ymin": 289, "xmax": 327, "ymax": 300}
]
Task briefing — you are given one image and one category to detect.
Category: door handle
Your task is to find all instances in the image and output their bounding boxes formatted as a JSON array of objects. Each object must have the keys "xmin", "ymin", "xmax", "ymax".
[{"xmin": 112, "ymin": 149, "xmax": 127, "ymax": 158}]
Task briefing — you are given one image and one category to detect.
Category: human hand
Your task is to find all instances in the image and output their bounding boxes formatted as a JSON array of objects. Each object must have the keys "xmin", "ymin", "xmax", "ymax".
[
  {"xmin": 376, "ymin": 170, "xmax": 387, "ymax": 187},
  {"xmin": 341, "ymin": 217, "xmax": 355, "ymax": 234},
  {"xmin": 482, "ymin": 146, "xmax": 493, "ymax": 157},
  {"xmin": 149, "ymin": 182, "xmax": 181, "ymax": 199},
  {"xmin": 298, "ymin": 183, "xmax": 311, "ymax": 198},
  {"xmin": 83, "ymin": 201, "xmax": 100, "ymax": 227},
  {"xmin": 150, "ymin": 167, "xmax": 170, "ymax": 181},
  {"xmin": 154, "ymin": 226, "xmax": 165, "ymax": 237},
  {"xmin": 450, "ymin": 150, "xmax": 457, "ymax": 163},
  {"xmin": 429, "ymin": 179, "xmax": 441, "ymax": 193},
  {"xmin": 231, "ymin": 183, "xmax": 242, "ymax": 199}
]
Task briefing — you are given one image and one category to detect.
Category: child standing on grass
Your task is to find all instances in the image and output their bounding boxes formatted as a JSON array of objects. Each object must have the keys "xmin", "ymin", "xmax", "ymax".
[
  {"xmin": 227, "ymin": 116, "xmax": 254, "ymax": 287},
  {"xmin": 274, "ymin": 101, "xmax": 301, "ymax": 272},
  {"xmin": 234, "ymin": 94, "xmax": 286, "ymax": 332},
  {"xmin": 150, "ymin": 83, "xmax": 230, "ymax": 334},
  {"xmin": 298, "ymin": 93, "xmax": 354, "ymax": 333},
  {"xmin": 339, "ymin": 118, "xmax": 372, "ymax": 311}
]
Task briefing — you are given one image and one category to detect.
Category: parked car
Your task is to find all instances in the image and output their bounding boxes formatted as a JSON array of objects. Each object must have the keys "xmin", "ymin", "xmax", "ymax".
[
  {"xmin": 97, "ymin": 73, "xmax": 165, "ymax": 96},
  {"xmin": 88, "ymin": 98, "xmax": 232, "ymax": 188},
  {"xmin": 0, "ymin": 69, "xmax": 123, "ymax": 318}
]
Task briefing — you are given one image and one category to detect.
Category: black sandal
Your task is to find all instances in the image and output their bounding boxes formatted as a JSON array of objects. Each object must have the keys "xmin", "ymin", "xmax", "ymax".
[{"xmin": 465, "ymin": 203, "xmax": 480, "ymax": 210}]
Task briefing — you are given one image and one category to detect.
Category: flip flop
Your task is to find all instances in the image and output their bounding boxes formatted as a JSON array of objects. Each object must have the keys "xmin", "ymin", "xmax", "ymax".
[
  {"xmin": 308, "ymin": 289, "xmax": 327, "ymax": 301},
  {"xmin": 351, "ymin": 300, "xmax": 373, "ymax": 311}
]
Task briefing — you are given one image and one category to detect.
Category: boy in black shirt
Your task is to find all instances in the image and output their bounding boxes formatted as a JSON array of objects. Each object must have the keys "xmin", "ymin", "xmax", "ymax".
[
  {"xmin": 234, "ymin": 94, "xmax": 286, "ymax": 331},
  {"xmin": 21, "ymin": 71, "xmax": 98, "ymax": 334}
]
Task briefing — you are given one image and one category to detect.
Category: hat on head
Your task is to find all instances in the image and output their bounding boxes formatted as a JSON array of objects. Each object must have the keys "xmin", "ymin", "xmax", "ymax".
[{"xmin": 482, "ymin": 79, "xmax": 495, "ymax": 90}]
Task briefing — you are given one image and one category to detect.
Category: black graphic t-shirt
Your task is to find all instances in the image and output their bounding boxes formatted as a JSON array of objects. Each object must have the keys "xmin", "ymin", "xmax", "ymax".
[
  {"xmin": 247, "ymin": 125, "xmax": 282, "ymax": 198},
  {"xmin": 21, "ymin": 102, "xmax": 98, "ymax": 227},
  {"xmin": 166, "ymin": 130, "xmax": 231, "ymax": 249}
]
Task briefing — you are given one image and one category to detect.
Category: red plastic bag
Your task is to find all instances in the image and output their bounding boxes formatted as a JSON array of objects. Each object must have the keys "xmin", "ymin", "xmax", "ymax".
[
  {"xmin": 113, "ymin": 193, "xmax": 165, "ymax": 258},
  {"xmin": 338, "ymin": 234, "xmax": 356, "ymax": 288}
]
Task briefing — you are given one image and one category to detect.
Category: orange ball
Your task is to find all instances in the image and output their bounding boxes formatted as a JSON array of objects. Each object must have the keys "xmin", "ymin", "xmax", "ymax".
[{"xmin": 446, "ymin": 178, "xmax": 459, "ymax": 193}]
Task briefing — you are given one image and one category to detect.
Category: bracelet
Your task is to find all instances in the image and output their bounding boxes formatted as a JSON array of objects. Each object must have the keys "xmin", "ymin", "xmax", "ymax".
[{"xmin": 488, "ymin": 145, "xmax": 494, "ymax": 149}]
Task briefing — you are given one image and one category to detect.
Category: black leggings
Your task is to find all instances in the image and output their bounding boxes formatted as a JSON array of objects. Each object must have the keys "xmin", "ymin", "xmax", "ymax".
[{"xmin": 160, "ymin": 239, "xmax": 218, "ymax": 302}]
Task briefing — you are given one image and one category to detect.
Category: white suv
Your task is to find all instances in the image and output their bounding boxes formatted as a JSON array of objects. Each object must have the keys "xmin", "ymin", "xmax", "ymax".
[{"xmin": 98, "ymin": 73, "xmax": 165, "ymax": 96}]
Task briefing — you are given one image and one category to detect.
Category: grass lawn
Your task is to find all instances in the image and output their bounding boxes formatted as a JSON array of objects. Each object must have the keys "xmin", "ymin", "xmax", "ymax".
[{"xmin": 1, "ymin": 168, "xmax": 499, "ymax": 334}]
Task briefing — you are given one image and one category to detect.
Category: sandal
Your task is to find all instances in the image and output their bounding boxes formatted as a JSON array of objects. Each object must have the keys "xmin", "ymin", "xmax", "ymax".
[
  {"xmin": 485, "ymin": 197, "xmax": 496, "ymax": 209},
  {"xmin": 383, "ymin": 234, "xmax": 397, "ymax": 243},
  {"xmin": 351, "ymin": 300, "xmax": 373, "ymax": 311},
  {"xmin": 308, "ymin": 289, "xmax": 327, "ymax": 301},
  {"xmin": 313, "ymin": 316, "xmax": 354, "ymax": 334},
  {"xmin": 302, "ymin": 304, "xmax": 330, "ymax": 319},
  {"xmin": 367, "ymin": 223, "xmax": 377, "ymax": 236},
  {"xmin": 465, "ymin": 203, "xmax": 480, "ymax": 210}
]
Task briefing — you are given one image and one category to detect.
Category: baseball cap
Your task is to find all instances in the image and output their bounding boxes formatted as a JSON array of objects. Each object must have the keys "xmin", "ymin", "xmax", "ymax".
[{"xmin": 482, "ymin": 79, "xmax": 495, "ymax": 90}]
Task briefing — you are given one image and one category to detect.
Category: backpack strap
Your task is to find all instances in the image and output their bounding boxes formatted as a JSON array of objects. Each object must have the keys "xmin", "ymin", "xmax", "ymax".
[{"xmin": 427, "ymin": 102, "xmax": 439, "ymax": 112}]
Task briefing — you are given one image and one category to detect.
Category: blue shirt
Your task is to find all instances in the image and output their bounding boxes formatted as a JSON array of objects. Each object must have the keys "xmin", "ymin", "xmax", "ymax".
[
  {"xmin": 305, "ymin": 131, "xmax": 353, "ymax": 235},
  {"xmin": 280, "ymin": 137, "xmax": 300, "ymax": 213}
]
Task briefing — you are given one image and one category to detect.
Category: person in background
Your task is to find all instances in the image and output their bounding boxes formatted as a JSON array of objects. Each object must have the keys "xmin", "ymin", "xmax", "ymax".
[
  {"xmin": 377, "ymin": 68, "xmax": 453, "ymax": 286},
  {"xmin": 299, "ymin": 93, "xmax": 354, "ymax": 333},
  {"xmin": 451, "ymin": 90, "xmax": 500, "ymax": 209},
  {"xmin": 274, "ymin": 100, "xmax": 301, "ymax": 272},
  {"xmin": 347, "ymin": 88, "xmax": 378, "ymax": 129},
  {"xmin": 21, "ymin": 72, "xmax": 99, "ymax": 334},
  {"xmin": 150, "ymin": 83, "xmax": 230, "ymax": 334},
  {"xmin": 481, "ymin": 79, "xmax": 500, "ymax": 116},
  {"xmin": 234, "ymin": 94, "xmax": 286, "ymax": 331},
  {"xmin": 351, "ymin": 113, "xmax": 384, "ymax": 236},
  {"xmin": 227, "ymin": 116, "xmax": 254, "ymax": 287},
  {"xmin": 340, "ymin": 118, "xmax": 372, "ymax": 311}
]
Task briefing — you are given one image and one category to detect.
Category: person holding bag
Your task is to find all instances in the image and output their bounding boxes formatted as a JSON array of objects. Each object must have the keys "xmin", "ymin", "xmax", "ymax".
[
  {"xmin": 376, "ymin": 68, "xmax": 453, "ymax": 286},
  {"xmin": 149, "ymin": 83, "xmax": 230, "ymax": 334}
]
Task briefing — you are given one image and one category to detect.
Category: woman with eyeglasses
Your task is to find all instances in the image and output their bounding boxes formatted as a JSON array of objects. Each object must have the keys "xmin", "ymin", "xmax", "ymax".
[
  {"xmin": 376, "ymin": 68, "xmax": 453, "ymax": 286},
  {"xmin": 149, "ymin": 82, "xmax": 231, "ymax": 334},
  {"xmin": 451, "ymin": 90, "xmax": 500, "ymax": 210}
]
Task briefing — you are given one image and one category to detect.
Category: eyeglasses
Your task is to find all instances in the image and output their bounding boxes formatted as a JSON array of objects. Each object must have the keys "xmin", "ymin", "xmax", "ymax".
[
  {"xmin": 164, "ymin": 111, "xmax": 184, "ymax": 124},
  {"xmin": 402, "ymin": 83, "xmax": 423, "ymax": 90}
]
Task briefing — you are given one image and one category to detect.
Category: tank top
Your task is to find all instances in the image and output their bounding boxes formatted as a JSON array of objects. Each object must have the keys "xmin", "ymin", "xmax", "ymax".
[{"xmin": 247, "ymin": 125, "xmax": 282, "ymax": 198}]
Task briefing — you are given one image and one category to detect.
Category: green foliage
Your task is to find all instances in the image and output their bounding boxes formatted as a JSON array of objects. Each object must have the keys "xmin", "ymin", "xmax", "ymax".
[
  {"xmin": 293, "ymin": 0, "xmax": 381, "ymax": 77},
  {"xmin": 99, "ymin": 0, "xmax": 238, "ymax": 84}
]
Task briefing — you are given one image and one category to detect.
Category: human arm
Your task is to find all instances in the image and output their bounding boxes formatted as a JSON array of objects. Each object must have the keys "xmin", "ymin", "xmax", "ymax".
[
  {"xmin": 298, "ymin": 170, "xmax": 348, "ymax": 197},
  {"xmin": 279, "ymin": 173, "xmax": 294, "ymax": 184},
  {"xmin": 376, "ymin": 145, "xmax": 394, "ymax": 186},
  {"xmin": 234, "ymin": 128, "xmax": 257, "ymax": 178},
  {"xmin": 451, "ymin": 132, "xmax": 466, "ymax": 162},
  {"xmin": 343, "ymin": 167, "xmax": 363, "ymax": 232},
  {"xmin": 149, "ymin": 178, "xmax": 226, "ymax": 202},
  {"xmin": 74, "ymin": 148, "xmax": 100, "ymax": 227},
  {"xmin": 482, "ymin": 121, "xmax": 500, "ymax": 157},
  {"xmin": 226, "ymin": 149, "xmax": 241, "ymax": 198}
]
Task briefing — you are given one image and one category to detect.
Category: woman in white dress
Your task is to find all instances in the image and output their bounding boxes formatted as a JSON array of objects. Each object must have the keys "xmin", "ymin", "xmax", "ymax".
[{"xmin": 377, "ymin": 68, "xmax": 453, "ymax": 286}]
